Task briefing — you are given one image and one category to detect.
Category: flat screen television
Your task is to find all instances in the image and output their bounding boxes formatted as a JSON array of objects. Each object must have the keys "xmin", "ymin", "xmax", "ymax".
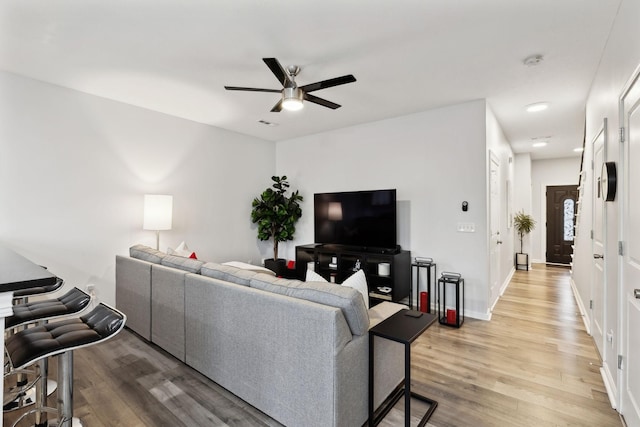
[{"xmin": 314, "ymin": 189, "xmax": 397, "ymax": 251}]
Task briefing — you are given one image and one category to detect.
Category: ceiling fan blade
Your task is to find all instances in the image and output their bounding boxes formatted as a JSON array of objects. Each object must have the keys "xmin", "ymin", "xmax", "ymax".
[
  {"xmin": 224, "ymin": 86, "xmax": 281, "ymax": 93},
  {"xmin": 270, "ymin": 99, "xmax": 284, "ymax": 112},
  {"xmin": 263, "ymin": 58, "xmax": 292, "ymax": 88},
  {"xmin": 304, "ymin": 93, "xmax": 341, "ymax": 109},
  {"xmin": 300, "ymin": 75, "xmax": 356, "ymax": 93}
]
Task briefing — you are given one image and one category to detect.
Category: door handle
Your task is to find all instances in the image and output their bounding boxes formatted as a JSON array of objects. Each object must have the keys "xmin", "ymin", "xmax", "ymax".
[
  {"xmin": 497, "ymin": 240, "xmax": 502, "ymax": 244},
  {"xmin": 593, "ymin": 254, "xmax": 604, "ymax": 259},
  {"xmin": 635, "ymin": 289, "xmax": 640, "ymax": 299}
]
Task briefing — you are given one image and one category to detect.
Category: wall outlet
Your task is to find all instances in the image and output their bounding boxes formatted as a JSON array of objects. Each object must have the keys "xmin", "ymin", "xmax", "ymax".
[{"xmin": 457, "ymin": 222, "xmax": 476, "ymax": 232}]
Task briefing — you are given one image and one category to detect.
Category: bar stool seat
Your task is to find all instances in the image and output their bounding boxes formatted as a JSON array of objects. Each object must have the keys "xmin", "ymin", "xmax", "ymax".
[
  {"xmin": 13, "ymin": 277, "xmax": 64, "ymax": 302},
  {"xmin": 7, "ymin": 287, "xmax": 91, "ymax": 330},
  {"xmin": 5, "ymin": 304, "xmax": 126, "ymax": 427}
]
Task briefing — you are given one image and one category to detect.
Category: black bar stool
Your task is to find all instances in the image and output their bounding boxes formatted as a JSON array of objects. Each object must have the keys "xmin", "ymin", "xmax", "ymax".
[
  {"xmin": 5, "ymin": 303, "xmax": 126, "ymax": 427},
  {"xmin": 4, "ymin": 287, "xmax": 92, "ymax": 412},
  {"xmin": 12, "ymin": 276, "xmax": 64, "ymax": 305}
]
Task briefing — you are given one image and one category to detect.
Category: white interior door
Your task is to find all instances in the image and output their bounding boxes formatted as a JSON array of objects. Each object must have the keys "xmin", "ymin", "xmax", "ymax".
[
  {"xmin": 489, "ymin": 152, "xmax": 501, "ymax": 309},
  {"xmin": 592, "ymin": 121, "xmax": 606, "ymax": 357},
  {"xmin": 620, "ymin": 67, "xmax": 640, "ymax": 427}
]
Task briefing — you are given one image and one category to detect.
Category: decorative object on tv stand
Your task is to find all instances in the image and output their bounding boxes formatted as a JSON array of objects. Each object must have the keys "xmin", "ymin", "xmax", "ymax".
[
  {"xmin": 377, "ymin": 262, "xmax": 390, "ymax": 276},
  {"xmin": 143, "ymin": 194, "xmax": 173, "ymax": 250},
  {"xmin": 329, "ymin": 256, "xmax": 338, "ymax": 270},
  {"xmin": 251, "ymin": 176, "xmax": 303, "ymax": 276},
  {"xmin": 513, "ymin": 210, "xmax": 536, "ymax": 271},
  {"xmin": 437, "ymin": 272, "xmax": 464, "ymax": 328}
]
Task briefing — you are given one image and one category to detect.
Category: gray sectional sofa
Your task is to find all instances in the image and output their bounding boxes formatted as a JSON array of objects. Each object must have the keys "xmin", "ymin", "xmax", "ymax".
[{"xmin": 115, "ymin": 245, "xmax": 405, "ymax": 427}]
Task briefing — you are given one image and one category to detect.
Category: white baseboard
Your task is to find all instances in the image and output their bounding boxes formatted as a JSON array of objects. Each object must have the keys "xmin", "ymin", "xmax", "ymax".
[
  {"xmin": 570, "ymin": 277, "xmax": 591, "ymax": 335},
  {"xmin": 500, "ymin": 267, "xmax": 515, "ymax": 297},
  {"xmin": 465, "ymin": 309, "xmax": 492, "ymax": 321},
  {"xmin": 601, "ymin": 365, "xmax": 618, "ymax": 409}
]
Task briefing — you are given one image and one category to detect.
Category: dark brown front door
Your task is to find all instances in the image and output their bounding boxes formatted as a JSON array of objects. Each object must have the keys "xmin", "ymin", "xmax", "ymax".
[{"xmin": 546, "ymin": 185, "xmax": 579, "ymax": 264}]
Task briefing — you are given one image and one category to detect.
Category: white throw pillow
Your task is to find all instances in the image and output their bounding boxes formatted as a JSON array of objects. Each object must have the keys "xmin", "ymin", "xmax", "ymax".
[
  {"xmin": 306, "ymin": 269, "xmax": 328, "ymax": 282},
  {"xmin": 342, "ymin": 269, "xmax": 369, "ymax": 309}
]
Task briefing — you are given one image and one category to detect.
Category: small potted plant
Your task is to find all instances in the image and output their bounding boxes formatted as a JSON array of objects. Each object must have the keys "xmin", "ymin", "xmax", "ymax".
[
  {"xmin": 251, "ymin": 176, "xmax": 303, "ymax": 276},
  {"xmin": 513, "ymin": 210, "xmax": 536, "ymax": 270}
]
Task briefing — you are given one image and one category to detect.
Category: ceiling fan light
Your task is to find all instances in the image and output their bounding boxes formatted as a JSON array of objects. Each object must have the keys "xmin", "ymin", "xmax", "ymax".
[
  {"xmin": 282, "ymin": 98, "xmax": 303, "ymax": 111},
  {"xmin": 282, "ymin": 87, "xmax": 304, "ymax": 111}
]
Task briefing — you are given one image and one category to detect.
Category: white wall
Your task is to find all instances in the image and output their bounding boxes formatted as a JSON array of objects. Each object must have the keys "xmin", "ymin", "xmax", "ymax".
[
  {"xmin": 530, "ymin": 157, "xmax": 581, "ymax": 262},
  {"xmin": 276, "ymin": 100, "xmax": 498, "ymax": 319},
  {"xmin": 0, "ymin": 71, "xmax": 275, "ymax": 305},
  {"xmin": 575, "ymin": 0, "xmax": 640, "ymax": 409},
  {"xmin": 513, "ymin": 153, "xmax": 533, "ymax": 256}
]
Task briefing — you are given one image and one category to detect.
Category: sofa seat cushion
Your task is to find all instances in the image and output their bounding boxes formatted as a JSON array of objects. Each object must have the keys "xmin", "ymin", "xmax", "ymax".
[
  {"xmin": 201, "ymin": 262, "xmax": 272, "ymax": 286},
  {"xmin": 222, "ymin": 261, "xmax": 276, "ymax": 276},
  {"xmin": 129, "ymin": 244, "xmax": 166, "ymax": 264},
  {"xmin": 160, "ymin": 254, "xmax": 204, "ymax": 274},
  {"xmin": 249, "ymin": 275, "xmax": 369, "ymax": 336}
]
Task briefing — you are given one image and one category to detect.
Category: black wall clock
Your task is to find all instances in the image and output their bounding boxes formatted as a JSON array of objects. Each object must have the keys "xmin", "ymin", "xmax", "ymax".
[{"xmin": 601, "ymin": 161, "xmax": 617, "ymax": 202}]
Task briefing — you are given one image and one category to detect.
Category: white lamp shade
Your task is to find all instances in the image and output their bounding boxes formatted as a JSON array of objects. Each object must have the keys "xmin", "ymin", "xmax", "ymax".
[{"xmin": 143, "ymin": 195, "xmax": 173, "ymax": 231}]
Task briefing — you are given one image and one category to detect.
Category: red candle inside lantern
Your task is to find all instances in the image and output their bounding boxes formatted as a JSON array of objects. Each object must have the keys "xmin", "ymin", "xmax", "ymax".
[
  {"xmin": 446, "ymin": 309, "xmax": 457, "ymax": 325},
  {"xmin": 420, "ymin": 292, "xmax": 428, "ymax": 313}
]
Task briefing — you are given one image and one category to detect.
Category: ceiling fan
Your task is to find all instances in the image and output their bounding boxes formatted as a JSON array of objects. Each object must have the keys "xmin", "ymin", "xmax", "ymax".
[{"xmin": 224, "ymin": 58, "xmax": 356, "ymax": 112}]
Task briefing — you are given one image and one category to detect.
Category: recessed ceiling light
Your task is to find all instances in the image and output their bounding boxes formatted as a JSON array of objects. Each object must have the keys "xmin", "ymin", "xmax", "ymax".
[
  {"xmin": 532, "ymin": 142, "xmax": 548, "ymax": 148},
  {"xmin": 574, "ymin": 147, "xmax": 584, "ymax": 153},
  {"xmin": 526, "ymin": 102, "xmax": 549, "ymax": 113}
]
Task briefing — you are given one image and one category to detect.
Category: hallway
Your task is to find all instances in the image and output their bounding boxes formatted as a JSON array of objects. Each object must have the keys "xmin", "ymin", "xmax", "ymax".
[{"xmin": 412, "ymin": 264, "xmax": 623, "ymax": 426}]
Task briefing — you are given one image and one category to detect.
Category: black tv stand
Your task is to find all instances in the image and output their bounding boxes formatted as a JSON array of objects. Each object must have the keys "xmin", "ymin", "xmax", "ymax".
[
  {"xmin": 315, "ymin": 244, "xmax": 401, "ymax": 255},
  {"xmin": 295, "ymin": 244, "xmax": 410, "ymax": 305}
]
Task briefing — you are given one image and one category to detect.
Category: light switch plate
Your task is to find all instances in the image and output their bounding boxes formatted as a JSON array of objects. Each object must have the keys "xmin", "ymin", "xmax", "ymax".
[{"xmin": 457, "ymin": 222, "xmax": 476, "ymax": 232}]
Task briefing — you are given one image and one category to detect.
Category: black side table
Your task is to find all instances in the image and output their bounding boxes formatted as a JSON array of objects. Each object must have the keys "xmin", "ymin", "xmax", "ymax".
[
  {"xmin": 368, "ymin": 310, "xmax": 438, "ymax": 427},
  {"xmin": 410, "ymin": 261, "xmax": 436, "ymax": 312}
]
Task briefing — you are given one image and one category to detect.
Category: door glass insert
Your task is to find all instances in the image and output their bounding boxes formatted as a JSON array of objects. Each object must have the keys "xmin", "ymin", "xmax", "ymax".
[{"xmin": 563, "ymin": 199, "xmax": 575, "ymax": 241}]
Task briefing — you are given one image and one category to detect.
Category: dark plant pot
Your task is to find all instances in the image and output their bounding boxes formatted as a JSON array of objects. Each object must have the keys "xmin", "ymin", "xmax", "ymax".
[{"xmin": 264, "ymin": 258, "xmax": 287, "ymax": 277}]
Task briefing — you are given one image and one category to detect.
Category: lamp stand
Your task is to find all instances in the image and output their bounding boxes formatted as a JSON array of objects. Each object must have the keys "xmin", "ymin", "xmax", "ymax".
[{"xmin": 155, "ymin": 230, "xmax": 160, "ymax": 251}]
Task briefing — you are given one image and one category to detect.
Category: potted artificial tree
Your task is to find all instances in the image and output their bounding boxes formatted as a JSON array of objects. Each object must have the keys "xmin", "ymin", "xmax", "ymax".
[
  {"xmin": 513, "ymin": 210, "xmax": 536, "ymax": 270},
  {"xmin": 251, "ymin": 176, "xmax": 303, "ymax": 276}
]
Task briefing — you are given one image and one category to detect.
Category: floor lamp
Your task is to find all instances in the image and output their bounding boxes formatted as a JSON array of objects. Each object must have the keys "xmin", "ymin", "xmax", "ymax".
[{"xmin": 143, "ymin": 194, "xmax": 173, "ymax": 250}]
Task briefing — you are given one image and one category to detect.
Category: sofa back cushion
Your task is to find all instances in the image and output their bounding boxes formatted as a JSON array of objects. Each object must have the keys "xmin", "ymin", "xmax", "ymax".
[
  {"xmin": 160, "ymin": 254, "xmax": 204, "ymax": 274},
  {"xmin": 129, "ymin": 244, "xmax": 166, "ymax": 264},
  {"xmin": 249, "ymin": 276, "xmax": 369, "ymax": 336},
  {"xmin": 201, "ymin": 262, "xmax": 270, "ymax": 286}
]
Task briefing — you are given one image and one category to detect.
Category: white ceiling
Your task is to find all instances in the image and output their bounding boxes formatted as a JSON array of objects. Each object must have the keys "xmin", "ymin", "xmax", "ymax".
[{"xmin": 0, "ymin": 0, "xmax": 622, "ymax": 159}]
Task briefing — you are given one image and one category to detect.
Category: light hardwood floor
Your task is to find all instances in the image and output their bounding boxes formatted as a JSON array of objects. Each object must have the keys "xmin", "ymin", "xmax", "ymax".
[{"xmin": 4, "ymin": 264, "xmax": 623, "ymax": 426}]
